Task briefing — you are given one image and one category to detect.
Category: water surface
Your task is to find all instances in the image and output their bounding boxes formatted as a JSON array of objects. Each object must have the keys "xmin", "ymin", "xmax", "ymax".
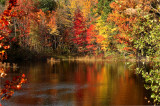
[{"xmin": 1, "ymin": 61, "xmax": 149, "ymax": 105}]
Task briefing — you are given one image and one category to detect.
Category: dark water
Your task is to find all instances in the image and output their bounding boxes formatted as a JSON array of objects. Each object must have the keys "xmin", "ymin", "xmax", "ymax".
[{"xmin": 1, "ymin": 61, "xmax": 149, "ymax": 105}]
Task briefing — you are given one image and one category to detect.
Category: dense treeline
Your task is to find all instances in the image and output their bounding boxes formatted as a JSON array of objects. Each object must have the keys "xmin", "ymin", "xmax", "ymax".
[{"xmin": 0, "ymin": 0, "xmax": 160, "ymax": 60}]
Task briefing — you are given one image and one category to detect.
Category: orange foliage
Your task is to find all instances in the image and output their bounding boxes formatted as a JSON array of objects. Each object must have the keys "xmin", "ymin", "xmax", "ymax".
[
  {"xmin": 0, "ymin": 0, "xmax": 27, "ymax": 101},
  {"xmin": 107, "ymin": 0, "xmax": 152, "ymax": 53},
  {"xmin": 0, "ymin": 0, "xmax": 19, "ymax": 60},
  {"xmin": 0, "ymin": 74, "xmax": 27, "ymax": 100},
  {"xmin": 96, "ymin": 35, "xmax": 105, "ymax": 43}
]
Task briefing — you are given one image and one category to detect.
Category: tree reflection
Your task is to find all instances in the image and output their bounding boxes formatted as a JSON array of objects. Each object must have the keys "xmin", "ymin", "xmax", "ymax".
[
  {"xmin": 72, "ymin": 62, "xmax": 146, "ymax": 105},
  {"xmin": 2, "ymin": 61, "xmax": 148, "ymax": 105},
  {"xmin": 0, "ymin": 63, "xmax": 27, "ymax": 101}
]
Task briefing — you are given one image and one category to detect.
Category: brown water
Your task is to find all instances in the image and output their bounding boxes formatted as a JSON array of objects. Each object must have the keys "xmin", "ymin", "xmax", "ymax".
[{"xmin": 1, "ymin": 61, "xmax": 149, "ymax": 105}]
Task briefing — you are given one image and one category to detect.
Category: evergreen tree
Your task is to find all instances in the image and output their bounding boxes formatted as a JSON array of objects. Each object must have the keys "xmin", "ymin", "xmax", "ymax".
[
  {"xmin": 96, "ymin": 0, "xmax": 114, "ymax": 20},
  {"xmin": 0, "ymin": 0, "xmax": 5, "ymax": 5},
  {"xmin": 37, "ymin": 0, "xmax": 57, "ymax": 12}
]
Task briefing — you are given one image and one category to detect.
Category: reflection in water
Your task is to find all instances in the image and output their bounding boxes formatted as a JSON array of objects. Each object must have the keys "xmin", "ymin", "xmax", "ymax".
[
  {"xmin": 0, "ymin": 62, "xmax": 27, "ymax": 104},
  {"xmin": 2, "ymin": 61, "xmax": 149, "ymax": 105}
]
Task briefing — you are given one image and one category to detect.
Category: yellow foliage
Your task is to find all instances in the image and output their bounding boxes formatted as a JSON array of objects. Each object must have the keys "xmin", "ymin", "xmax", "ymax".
[
  {"xmin": 65, "ymin": 0, "xmax": 95, "ymax": 19},
  {"xmin": 95, "ymin": 16, "xmax": 110, "ymax": 51}
]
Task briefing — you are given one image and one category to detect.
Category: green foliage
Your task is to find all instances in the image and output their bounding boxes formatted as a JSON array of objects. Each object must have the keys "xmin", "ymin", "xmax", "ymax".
[
  {"xmin": 96, "ymin": 0, "xmax": 114, "ymax": 20},
  {"xmin": 131, "ymin": 14, "xmax": 160, "ymax": 57},
  {"xmin": 37, "ymin": 0, "xmax": 57, "ymax": 12},
  {"xmin": 134, "ymin": 14, "xmax": 160, "ymax": 104},
  {"xmin": 0, "ymin": 0, "xmax": 5, "ymax": 5},
  {"xmin": 136, "ymin": 62, "xmax": 160, "ymax": 105}
]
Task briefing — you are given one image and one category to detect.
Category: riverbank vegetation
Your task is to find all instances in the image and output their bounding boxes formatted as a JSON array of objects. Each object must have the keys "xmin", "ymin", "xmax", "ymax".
[
  {"xmin": 0, "ymin": 0, "xmax": 159, "ymax": 62},
  {"xmin": 0, "ymin": 0, "xmax": 159, "ymax": 61},
  {"xmin": 0, "ymin": 0, "xmax": 160, "ymax": 104}
]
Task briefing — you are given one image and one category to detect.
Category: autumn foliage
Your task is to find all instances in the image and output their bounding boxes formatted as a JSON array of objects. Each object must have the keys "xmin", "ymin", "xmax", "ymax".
[
  {"xmin": 107, "ymin": 0, "xmax": 158, "ymax": 56},
  {"xmin": 0, "ymin": 73, "xmax": 27, "ymax": 100},
  {"xmin": 0, "ymin": 0, "xmax": 159, "ymax": 104},
  {"xmin": 0, "ymin": 0, "xmax": 18, "ymax": 60},
  {"xmin": 72, "ymin": 9, "xmax": 87, "ymax": 52},
  {"xmin": 1, "ymin": 0, "xmax": 159, "ymax": 57},
  {"xmin": 86, "ymin": 24, "xmax": 97, "ymax": 53},
  {"xmin": 0, "ymin": 0, "xmax": 27, "ymax": 101},
  {"xmin": 107, "ymin": 0, "xmax": 139, "ymax": 54}
]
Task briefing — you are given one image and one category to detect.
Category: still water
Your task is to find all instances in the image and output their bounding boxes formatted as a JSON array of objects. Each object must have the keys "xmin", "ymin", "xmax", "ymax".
[{"xmin": 1, "ymin": 61, "xmax": 149, "ymax": 105}]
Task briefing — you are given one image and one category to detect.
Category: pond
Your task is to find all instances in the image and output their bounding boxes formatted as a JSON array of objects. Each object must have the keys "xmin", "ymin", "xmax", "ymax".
[{"xmin": 1, "ymin": 61, "xmax": 151, "ymax": 105}]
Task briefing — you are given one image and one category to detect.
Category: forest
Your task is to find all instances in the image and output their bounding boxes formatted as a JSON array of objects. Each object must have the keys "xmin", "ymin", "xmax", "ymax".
[
  {"xmin": 0, "ymin": 0, "xmax": 160, "ymax": 61},
  {"xmin": 0, "ymin": 0, "xmax": 160, "ymax": 105}
]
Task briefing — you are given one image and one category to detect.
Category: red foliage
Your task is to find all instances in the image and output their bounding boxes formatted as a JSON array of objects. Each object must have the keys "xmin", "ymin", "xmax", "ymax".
[
  {"xmin": 0, "ymin": 74, "xmax": 27, "ymax": 100},
  {"xmin": 86, "ymin": 24, "xmax": 97, "ymax": 52},
  {"xmin": 0, "ymin": 0, "xmax": 18, "ymax": 60},
  {"xmin": 9, "ymin": 0, "xmax": 17, "ymax": 6},
  {"xmin": 11, "ymin": 0, "xmax": 40, "ymax": 47},
  {"xmin": 0, "ymin": 0, "xmax": 27, "ymax": 101},
  {"xmin": 73, "ymin": 9, "xmax": 87, "ymax": 49}
]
